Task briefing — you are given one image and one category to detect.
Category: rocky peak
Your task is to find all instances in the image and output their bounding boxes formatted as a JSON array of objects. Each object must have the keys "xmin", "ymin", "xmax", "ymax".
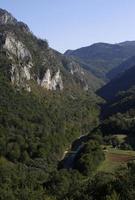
[
  {"xmin": 0, "ymin": 9, "xmax": 17, "ymax": 25},
  {"xmin": 0, "ymin": 8, "xmax": 98, "ymax": 93}
]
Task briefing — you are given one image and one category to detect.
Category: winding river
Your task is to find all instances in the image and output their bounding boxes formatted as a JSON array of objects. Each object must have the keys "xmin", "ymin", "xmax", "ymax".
[{"xmin": 60, "ymin": 135, "xmax": 88, "ymax": 169}]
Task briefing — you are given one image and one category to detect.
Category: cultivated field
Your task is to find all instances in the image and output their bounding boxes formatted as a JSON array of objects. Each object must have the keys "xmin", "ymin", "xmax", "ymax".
[{"xmin": 98, "ymin": 147, "xmax": 135, "ymax": 172}]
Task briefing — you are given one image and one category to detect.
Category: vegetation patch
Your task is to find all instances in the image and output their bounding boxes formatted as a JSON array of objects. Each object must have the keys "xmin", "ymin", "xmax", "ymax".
[{"xmin": 98, "ymin": 146, "xmax": 135, "ymax": 172}]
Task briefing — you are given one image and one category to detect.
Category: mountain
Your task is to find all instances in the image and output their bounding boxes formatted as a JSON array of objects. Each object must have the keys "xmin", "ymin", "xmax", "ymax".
[
  {"xmin": 1, "ymin": 8, "xmax": 135, "ymax": 200},
  {"xmin": 65, "ymin": 42, "xmax": 135, "ymax": 80},
  {"xmin": 107, "ymin": 55, "xmax": 135, "ymax": 79},
  {"xmin": 97, "ymin": 65, "xmax": 135, "ymax": 101},
  {"xmin": 0, "ymin": 8, "xmax": 101, "ymax": 176},
  {"xmin": 118, "ymin": 40, "xmax": 135, "ymax": 47},
  {"xmin": 0, "ymin": 9, "xmax": 103, "ymax": 93}
]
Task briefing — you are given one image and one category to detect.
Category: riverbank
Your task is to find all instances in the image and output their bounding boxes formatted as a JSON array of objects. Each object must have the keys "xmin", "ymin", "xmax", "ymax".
[{"xmin": 59, "ymin": 134, "xmax": 88, "ymax": 169}]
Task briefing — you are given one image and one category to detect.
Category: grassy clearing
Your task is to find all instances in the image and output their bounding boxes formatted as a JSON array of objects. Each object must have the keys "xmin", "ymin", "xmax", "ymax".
[
  {"xmin": 113, "ymin": 134, "xmax": 127, "ymax": 143},
  {"xmin": 97, "ymin": 147, "xmax": 135, "ymax": 173}
]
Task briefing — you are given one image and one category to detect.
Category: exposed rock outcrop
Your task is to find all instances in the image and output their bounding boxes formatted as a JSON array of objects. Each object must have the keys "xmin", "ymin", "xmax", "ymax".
[
  {"xmin": 39, "ymin": 69, "xmax": 63, "ymax": 90},
  {"xmin": 0, "ymin": 30, "xmax": 64, "ymax": 92},
  {"xmin": 67, "ymin": 60, "xmax": 89, "ymax": 90},
  {"xmin": 3, "ymin": 32, "xmax": 32, "ymax": 91},
  {"xmin": 0, "ymin": 8, "xmax": 102, "ymax": 93},
  {"xmin": 4, "ymin": 33, "xmax": 32, "ymax": 60},
  {"xmin": 0, "ymin": 9, "xmax": 17, "ymax": 25},
  {"xmin": 68, "ymin": 61, "xmax": 85, "ymax": 75}
]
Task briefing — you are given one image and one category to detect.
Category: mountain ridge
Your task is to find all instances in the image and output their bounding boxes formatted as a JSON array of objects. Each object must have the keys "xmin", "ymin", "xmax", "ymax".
[
  {"xmin": 97, "ymin": 64, "xmax": 135, "ymax": 101},
  {"xmin": 0, "ymin": 8, "xmax": 103, "ymax": 93},
  {"xmin": 107, "ymin": 55, "xmax": 135, "ymax": 79},
  {"xmin": 65, "ymin": 41, "xmax": 135, "ymax": 81}
]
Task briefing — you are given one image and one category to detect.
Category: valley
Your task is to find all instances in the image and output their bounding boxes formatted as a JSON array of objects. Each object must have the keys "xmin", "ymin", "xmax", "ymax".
[
  {"xmin": 1, "ymin": 7, "xmax": 135, "ymax": 200},
  {"xmin": 59, "ymin": 134, "xmax": 87, "ymax": 169},
  {"xmin": 61, "ymin": 133, "xmax": 135, "ymax": 174}
]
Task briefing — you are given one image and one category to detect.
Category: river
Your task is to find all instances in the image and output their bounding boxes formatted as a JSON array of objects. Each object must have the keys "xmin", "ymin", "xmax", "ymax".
[{"xmin": 59, "ymin": 134, "xmax": 88, "ymax": 169}]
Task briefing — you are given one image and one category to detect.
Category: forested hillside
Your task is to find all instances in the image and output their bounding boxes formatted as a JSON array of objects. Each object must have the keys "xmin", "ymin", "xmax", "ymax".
[
  {"xmin": 107, "ymin": 55, "xmax": 135, "ymax": 79},
  {"xmin": 65, "ymin": 42, "xmax": 135, "ymax": 80},
  {"xmin": 1, "ymin": 8, "xmax": 135, "ymax": 200},
  {"xmin": 0, "ymin": 9, "xmax": 101, "ymax": 200},
  {"xmin": 98, "ymin": 65, "xmax": 135, "ymax": 101}
]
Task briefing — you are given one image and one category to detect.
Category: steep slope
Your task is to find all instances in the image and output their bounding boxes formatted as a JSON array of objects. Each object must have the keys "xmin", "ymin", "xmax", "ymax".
[
  {"xmin": 99, "ymin": 86, "xmax": 135, "ymax": 150},
  {"xmin": 0, "ymin": 9, "xmax": 103, "ymax": 92},
  {"xmin": 1, "ymin": 9, "xmax": 135, "ymax": 200},
  {"xmin": 0, "ymin": 9, "xmax": 101, "ymax": 177},
  {"xmin": 65, "ymin": 42, "xmax": 135, "ymax": 80},
  {"xmin": 55, "ymin": 51, "xmax": 104, "ymax": 91},
  {"xmin": 97, "ymin": 65, "xmax": 135, "ymax": 101},
  {"xmin": 98, "ymin": 65, "xmax": 135, "ymax": 138},
  {"xmin": 107, "ymin": 55, "xmax": 135, "ymax": 79}
]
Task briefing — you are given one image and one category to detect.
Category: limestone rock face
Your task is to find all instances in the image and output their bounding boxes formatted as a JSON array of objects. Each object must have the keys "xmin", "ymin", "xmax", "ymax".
[
  {"xmin": 1, "ymin": 30, "xmax": 64, "ymax": 92},
  {"xmin": 68, "ymin": 60, "xmax": 84, "ymax": 75},
  {"xmin": 3, "ymin": 32, "xmax": 32, "ymax": 91},
  {"xmin": 39, "ymin": 69, "xmax": 63, "ymax": 90},
  {"xmin": 10, "ymin": 63, "xmax": 32, "ymax": 91},
  {"xmin": 67, "ymin": 60, "xmax": 89, "ymax": 90},
  {"xmin": 51, "ymin": 70, "xmax": 63, "ymax": 90},
  {"xmin": 0, "ymin": 9, "xmax": 98, "ymax": 93},
  {"xmin": 0, "ymin": 9, "xmax": 17, "ymax": 25},
  {"xmin": 4, "ymin": 33, "xmax": 32, "ymax": 60},
  {"xmin": 40, "ymin": 69, "xmax": 51, "ymax": 90}
]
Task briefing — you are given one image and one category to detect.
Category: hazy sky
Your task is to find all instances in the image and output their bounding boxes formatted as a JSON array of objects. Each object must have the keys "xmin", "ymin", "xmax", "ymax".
[{"xmin": 1, "ymin": 0, "xmax": 135, "ymax": 52}]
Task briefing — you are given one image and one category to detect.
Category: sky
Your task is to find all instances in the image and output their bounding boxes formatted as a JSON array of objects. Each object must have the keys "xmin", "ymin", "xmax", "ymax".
[{"xmin": 0, "ymin": 0, "xmax": 135, "ymax": 53}]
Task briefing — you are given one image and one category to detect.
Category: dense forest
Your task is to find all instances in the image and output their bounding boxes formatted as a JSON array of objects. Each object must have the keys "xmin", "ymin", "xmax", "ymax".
[
  {"xmin": 1, "ymin": 8, "xmax": 135, "ymax": 200},
  {"xmin": 0, "ymin": 57, "xmax": 101, "ymax": 199}
]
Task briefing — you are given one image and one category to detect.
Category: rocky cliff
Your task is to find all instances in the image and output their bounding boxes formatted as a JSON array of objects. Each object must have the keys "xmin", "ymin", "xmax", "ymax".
[
  {"xmin": 0, "ymin": 9, "xmax": 17, "ymax": 25},
  {"xmin": 0, "ymin": 8, "xmax": 102, "ymax": 92}
]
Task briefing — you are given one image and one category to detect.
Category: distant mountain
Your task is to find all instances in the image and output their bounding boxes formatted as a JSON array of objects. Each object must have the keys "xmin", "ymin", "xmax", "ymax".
[
  {"xmin": 65, "ymin": 42, "xmax": 135, "ymax": 80},
  {"xmin": 118, "ymin": 41, "xmax": 135, "ymax": 47},
  {"xmin": 2, "ymin": 8, "xmax": 135, "ymax": 200},
  {"xmin": 107, "ymin": 55, "xmax": 135, "ymax": 79},
  {"xmin": 98, "ymin": 65, "xmax": 135, "ymax": 101}
]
